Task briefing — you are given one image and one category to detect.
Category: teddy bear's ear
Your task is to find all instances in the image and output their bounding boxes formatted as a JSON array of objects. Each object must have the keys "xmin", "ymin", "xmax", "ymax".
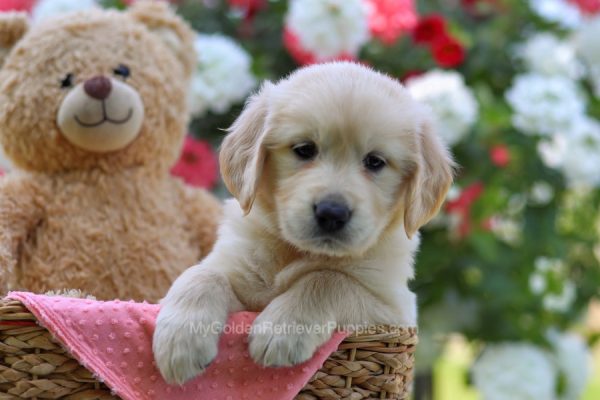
[
  {"xmin": 129, "ymin": 1, "xmax": 195, "ymax": 77},
  {"xmin": 0, "ymin": 12, "xmax": 29, "ymax": 67}
]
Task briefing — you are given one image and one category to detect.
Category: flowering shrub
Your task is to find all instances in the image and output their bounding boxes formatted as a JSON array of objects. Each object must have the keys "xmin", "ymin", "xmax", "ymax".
[
  {"xmin": 284, "ymin": 0, "xmax": 370, "ymax": 64},
  {"xmin": 0, "ymin": 0, "xmax": 34, "ymax": 11},
  {"xmin": 365, "ymin": 0, "xmax": 417, "ymax": 45},
  {"xmin": 472, "ymin": 343, "xmax": 557, "ymax": 400},
  {"xmin": 32, "ymin": 0, "xmax": 99, "ymax": 21},
  {"xmin": 171, "ymin": 136, "xmax": 219, "ymax": 189},
  {"xmin": 405, "ymin": 69, "xmax": 478, "ymax": 146},
  {"xmin": 188, "ymin": 33, "xmax": 256, "ymax": 117}
]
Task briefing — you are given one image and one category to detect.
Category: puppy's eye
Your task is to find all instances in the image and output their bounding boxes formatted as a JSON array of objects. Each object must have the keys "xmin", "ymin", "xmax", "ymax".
[
  {"xmin": 60, "ymin": 73, "xmax": 74, "ymax": 89},
  {"xmin": 363, "ymin": 153, "xmax": 387, "ymax": 172},
  {"xmin": 113, "ymin": 64, "xmax": 130, "ymax": 79},
  {"xmin": 292, "ymin": 141, "xmax": 318, "ymax": 160}
]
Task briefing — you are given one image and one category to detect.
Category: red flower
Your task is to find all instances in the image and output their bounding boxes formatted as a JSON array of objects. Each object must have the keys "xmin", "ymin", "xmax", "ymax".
[
  {"xmin": 431, "ymin": 35, "xmax": 465, "ymax": 68},
  {"xmin": 401, "ymin": 69, "xmax": 424, "ymax": 83},
  {"xmin": 0, "ymin": 0, "xmax": 35, "ymax": 12},
  {"xmin": 365, "ymin": 0, "xmax": 418, "ymax": 45},
  {"xmin": 171, "ymin": 136, "xmax": 219, "ymax": 189},
  {"xmin": 283, "ymin": 28, "xmax": 355, "ymax": 66},
  {"xmin": 412, "ymin": 14, "xmax": 447, "ymax": 45},
  {"xmin": 490, "ymin": 145, "xmax": 510, "ymax": 168},
  {"xmin": 446, "ymin": 183, "xmax": 484, "ymax": 214},
  {"xmin": 283, "ymin": 29, "xmax": 316, "ymax": 65},
  {"xmin": 568, "ymin": 0, "xmax": 600, "ymax": 14},
  {"xmin": 446, "ymin": 182, "xmax": 484, "ymax": 237}
]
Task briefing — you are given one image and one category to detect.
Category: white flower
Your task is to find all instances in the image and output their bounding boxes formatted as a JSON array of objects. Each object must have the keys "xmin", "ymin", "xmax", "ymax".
[
  {"xmin": 534, "ymin": 256, "xmax": 564, "ymax": 273},
  {"xmin": 538, "ymin": 117, "xmax": 600, "ymax": 187},
  {"xmin": 472, "ymin": 342, "xmax": 557, "ymax": 400},
  {"xmin": 489, "ymin": 216, "xmax": 522, "ymax": 245},
  {"xmin": 575, "ymin": 16, "xmax": 600, "ymax": 96},
  {"xmin": 406, "ymin": 70, "xmax": 478, "ymax": 146},
  {"xmin": 543, "ymin": 280, "xmax": 576, "ymax": 312},
  {"xmin": 529, "ymin": 257, "xmax": 576, "ymax": 313},
  {"xmin": 32, "ymin": 0, "xmax": 99, "ymax": 22},
  {"xmin": 561, "ymin": 119, "xmax": 600, "ymax": 187},
  {"xmin": 529, "ymin": 181, "xmax": 555, "ymax": 205},
  {"xmin": 506, "ymin": 73, "xmax": 585, "ymax": 136},
  {"xmin": 549, "ymin": 331, "xmax": 592, "ymax": 400},
  {"xmin": 286, "ymin": 0, "xmax": 370, "ymax": 60},
  {"xmin": 538, "ymin": 134, "xmax": 568, "ymax": 168},
  {"xmin": 529, "ymin": 0, "xmax": 583, "ymax": 29},
  {"xmin": 517, "ymin": 33, "xmax": 582, "ymax": 78},
  {"xmin": 188, "ymin": 34, "xmax": 256, "ymax": 117},
  {"xmin": 529, "ymin": 273, "xmax": 546, "ymax": 294}
]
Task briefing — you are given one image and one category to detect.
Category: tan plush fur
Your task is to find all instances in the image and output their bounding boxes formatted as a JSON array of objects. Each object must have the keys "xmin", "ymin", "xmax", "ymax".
[
  {"xmin": 153, "ymin": 62, "xmax": 454, "ymax": 384},
  {"xmin": 0, "ymin": 2, "xmax": 221, "ymax": 302}
]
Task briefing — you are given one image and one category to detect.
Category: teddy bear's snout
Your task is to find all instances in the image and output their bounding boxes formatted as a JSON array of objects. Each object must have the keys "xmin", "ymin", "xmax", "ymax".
[
  {"xmin": 84, "ymin": 76, "xmax": 112, "ymax": 101},
  {"xmin": 56, "ymin": 76, "xmax": 145, "ymax": 153}
]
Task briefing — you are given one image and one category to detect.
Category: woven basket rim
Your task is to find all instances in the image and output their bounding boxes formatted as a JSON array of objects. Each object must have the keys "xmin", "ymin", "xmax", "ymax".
[
  {"xmin": 0, "ymin": 297, "xmax": 417, "ymax": 399},
  {"xmin": 0, "ymin": 298, "xmax": 418, "ymax": 342}
]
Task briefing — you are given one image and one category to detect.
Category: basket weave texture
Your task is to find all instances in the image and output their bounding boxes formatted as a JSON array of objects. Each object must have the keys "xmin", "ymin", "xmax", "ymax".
[{"xmin": 0, "ymin": 298, "xmax": 416, "ymax": 400}]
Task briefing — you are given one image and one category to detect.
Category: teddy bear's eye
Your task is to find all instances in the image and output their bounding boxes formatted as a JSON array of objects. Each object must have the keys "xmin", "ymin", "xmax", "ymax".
[
  {"xmin": 60, "ymin": 73, "xmax": 74, "ymax": 89},
  {"xmin": 113, "ymin": 64, "xmax": 130, "ymax": 79}
]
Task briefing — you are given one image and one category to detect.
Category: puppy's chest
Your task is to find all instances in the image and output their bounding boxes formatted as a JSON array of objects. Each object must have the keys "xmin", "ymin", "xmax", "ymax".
[{"xmin": 231, "ymin": 248, "xmax": 297, "ymax": 311}]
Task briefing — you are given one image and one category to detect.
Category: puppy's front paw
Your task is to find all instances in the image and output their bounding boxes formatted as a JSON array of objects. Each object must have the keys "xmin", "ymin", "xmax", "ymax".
[
  {"xmin": 248, "ymin": 315, "xmax": 333, "ymax": 367},
  {"xmin": 153, "ymin": 308, "xmax": 221, "ymax": 385}
]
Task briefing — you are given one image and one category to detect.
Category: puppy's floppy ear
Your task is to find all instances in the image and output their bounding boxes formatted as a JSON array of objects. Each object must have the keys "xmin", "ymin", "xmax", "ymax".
[
  {"xmin": 220, "ymin": 82, "xmax": 273, "ymax": 214},
  {"xmin": 402, "ymin": 114, "xmax": 455, "ymax": 238},
  {"xmin": 129, "ymin": 1, "xmax": 195, "ymax": 77},
  {"xmin": 0, "ymin": 12, "xmax": 28, "ymax": 68}
]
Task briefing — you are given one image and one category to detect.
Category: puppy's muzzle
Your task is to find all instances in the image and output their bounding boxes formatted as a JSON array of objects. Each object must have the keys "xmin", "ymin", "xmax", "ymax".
[{"xmin": 313, "ymin": 197, "xmax": 352, "ymax": 233}]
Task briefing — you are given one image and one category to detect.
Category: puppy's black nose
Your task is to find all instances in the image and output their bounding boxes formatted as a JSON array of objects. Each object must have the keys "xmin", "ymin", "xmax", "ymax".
[{"xmin": 314, "ymin": 200, "xmax": 352, "ymax": 233}]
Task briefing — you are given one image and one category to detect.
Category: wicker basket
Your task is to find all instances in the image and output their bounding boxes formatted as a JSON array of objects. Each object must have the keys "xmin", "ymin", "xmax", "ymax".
[{"xmin": 0, "ymin": 299, "xmax": 417, "ymax": 400}]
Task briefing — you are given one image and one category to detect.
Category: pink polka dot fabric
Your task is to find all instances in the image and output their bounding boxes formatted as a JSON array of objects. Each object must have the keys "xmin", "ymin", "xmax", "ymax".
[{"xmin": 8, "ymin": 292, "xmax": 347, "ymax": 400}]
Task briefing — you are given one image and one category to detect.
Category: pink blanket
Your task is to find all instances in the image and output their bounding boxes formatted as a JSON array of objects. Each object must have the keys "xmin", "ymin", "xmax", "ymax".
[{"xmin": 8, "ymin": 292, "xmax": 346, "ymax": 400}]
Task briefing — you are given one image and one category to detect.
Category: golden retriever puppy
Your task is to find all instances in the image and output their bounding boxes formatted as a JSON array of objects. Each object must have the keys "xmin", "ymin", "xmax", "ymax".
[{"xmin": 153, "ymin": 62, "xmax": 454, "ymax": 384}]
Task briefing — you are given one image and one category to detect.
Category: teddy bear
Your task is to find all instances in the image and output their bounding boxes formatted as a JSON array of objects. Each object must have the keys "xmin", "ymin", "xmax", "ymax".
[{"xmin": 0, "ymin": 2, "xmax": 222, "ymax": 302}]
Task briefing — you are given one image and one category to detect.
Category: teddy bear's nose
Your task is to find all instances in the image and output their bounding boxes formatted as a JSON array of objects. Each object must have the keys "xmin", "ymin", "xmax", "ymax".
[{"xmin": 84, "ymin": 76, "xmax": 112, "ymax": 100}]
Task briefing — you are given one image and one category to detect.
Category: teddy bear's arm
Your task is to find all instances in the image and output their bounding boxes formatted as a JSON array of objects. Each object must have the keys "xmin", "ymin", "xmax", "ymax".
[
  {"xmin": 0, "ymin": 176, "xmax": 46, "ymax": 293},
  {"xmin": 182, "ymin": 187, "xmax": 223, "ymax": 259}
]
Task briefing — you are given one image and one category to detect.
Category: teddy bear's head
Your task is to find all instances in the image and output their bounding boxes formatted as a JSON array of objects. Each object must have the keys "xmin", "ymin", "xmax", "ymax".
[{"xmin": 0, "ymin": 2, "xmax": 195, "ymax": 173}]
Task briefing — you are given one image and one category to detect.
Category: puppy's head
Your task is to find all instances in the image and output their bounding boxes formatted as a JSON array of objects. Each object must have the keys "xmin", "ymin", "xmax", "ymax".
[{"xmin": 221, "ymin": 62, "xmax": 454, "ymax": 257}]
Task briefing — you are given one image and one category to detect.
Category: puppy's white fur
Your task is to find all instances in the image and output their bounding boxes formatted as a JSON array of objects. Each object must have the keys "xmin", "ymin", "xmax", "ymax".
[{"xmin": 153, "ymin": 62, "xmax": 454, "ymax": 384}]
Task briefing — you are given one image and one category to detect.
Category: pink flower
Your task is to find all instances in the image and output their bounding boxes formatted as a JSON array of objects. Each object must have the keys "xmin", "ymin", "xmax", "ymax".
[
  {"xmin": 364, "ymin": 0, "xmax": 418, "ymax": 45},
  {"xmin": 0, "ymin": 0, "xmax": 35, "ymax": 12},
  {"xmin": 490, "ymin": 144, "xmax": 510, "ymax": 168},
  {"xmin": 567, "ymin": 0, "xmax": 600, "ymax": 14},
  {"xmin": 171, "ymin": 136, "xmax": 219, "ymax": 189},
  {"xmin": 283, "ymin": 28, "xmax": 355, "ymax": 66}
]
